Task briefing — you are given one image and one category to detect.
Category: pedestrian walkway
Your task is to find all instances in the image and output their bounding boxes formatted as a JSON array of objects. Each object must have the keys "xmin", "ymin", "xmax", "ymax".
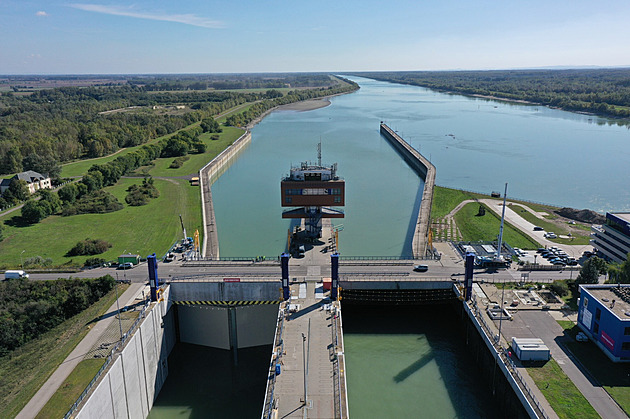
[{"xmin": 16, "ymin": 283, "xmax": 145, "ymax": 419}]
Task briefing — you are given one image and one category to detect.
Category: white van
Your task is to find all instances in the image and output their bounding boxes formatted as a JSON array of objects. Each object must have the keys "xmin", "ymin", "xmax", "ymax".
[{"xmin": 4, "ymin": 270, "xmax": 29, "ymax": 279}]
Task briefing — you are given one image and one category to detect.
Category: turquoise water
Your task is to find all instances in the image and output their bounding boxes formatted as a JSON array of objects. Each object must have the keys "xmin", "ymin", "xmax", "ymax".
[
  {"xmin": 212, "ymin": 76, "xmax": 629, "ymax": 258},
  {"xmin": 342, "ymin": 304, "xmax": 501, "ymax": 418}
]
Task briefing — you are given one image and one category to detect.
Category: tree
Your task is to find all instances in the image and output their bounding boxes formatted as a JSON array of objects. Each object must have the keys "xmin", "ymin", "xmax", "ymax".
[
  {"xmin": 21, "ymin": 200, "xmax": 48, "ymax": 224},
  {"xmin": 200, "ymin": 117, "xmax": 222, "ymax": 133},
  {"xmin": 6, "ymin": 179, "xmax": 30, "ymax": 202},
  {"xmin": 576, "ymin": 258, "xmax": 600, "ymax": 286},
  {"xmin": 22, "ymin": 154, "xmax": 61, "ymax": 180},
  {"xmin": 39, "ymin": 189, "xmax": 62, "ymax": 214},
  {"xmin": 58, "ymin": 183, "xmax": 79, "ymax": 204}
]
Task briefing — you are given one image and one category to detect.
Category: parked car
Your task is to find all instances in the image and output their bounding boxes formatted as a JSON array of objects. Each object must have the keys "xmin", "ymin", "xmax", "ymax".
[
  {"xmin": 117, "ymin": 262, "xmax": 134, "ymax": 269},
  {"xmin": 413, "ymin": 264, "xmax": 429, "ymax": 272},
  {"xmin": 533, "ymin": 226, "xmax": 544, "ymax": 231}
]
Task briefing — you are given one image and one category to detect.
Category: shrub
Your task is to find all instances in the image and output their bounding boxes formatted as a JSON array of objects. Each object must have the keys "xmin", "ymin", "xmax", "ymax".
[
  {"xmin": 169, "ymin": 156, "xmax": 190, "ymax": 169},
  {"xmin": 125, "ymin": 177, "xmax": 159, "ymax": 206},
  {"xmin": 84, "ymin": 257, "xmax": 106, "ymax": 267},
  {"xmin": 550, "ymin": 280, "xmax": 569, "ymax": 297},
  {"xmin": 62, "ymin": 190, "xmax": 123, "ymax": 216},
  {"xmin": 66, "ymin": 238, "xmax": 112, "ymax": 256},
  {"xmin": 23, "ymin": 256, "xmax": 53, "ymax": 267}
]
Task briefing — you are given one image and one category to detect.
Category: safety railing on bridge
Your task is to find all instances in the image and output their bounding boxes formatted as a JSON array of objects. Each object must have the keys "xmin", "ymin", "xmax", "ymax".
[
  {"xmin": 262, "ymin": 306, "xmax": 285, "ymax": 419},
  {"xmin": 63, "ymin": 297, "xmax": 151, "ymax": 419},
  {"xmin": 330, "ymin": 304, "xmax": 348, "ymax": 418}
]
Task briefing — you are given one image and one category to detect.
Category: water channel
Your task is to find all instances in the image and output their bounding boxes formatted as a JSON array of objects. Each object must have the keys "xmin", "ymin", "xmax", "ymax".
[
  {"xmin": 152, "ymin": 76, "xmax": 628, "ymax": 417},
  {"xmin": 213, "ymin": 76, "xmax": 629, "ymax": 258}
]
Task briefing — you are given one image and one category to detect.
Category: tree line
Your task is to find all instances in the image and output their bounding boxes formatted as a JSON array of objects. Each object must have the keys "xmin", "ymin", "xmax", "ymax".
[
  {"xmin": 351, "ymin": 69, "xmax": 630, "ymax": 120},
  {"xmin": 0, "ymin": 276, "xmax": 116, "ymax": 355}
]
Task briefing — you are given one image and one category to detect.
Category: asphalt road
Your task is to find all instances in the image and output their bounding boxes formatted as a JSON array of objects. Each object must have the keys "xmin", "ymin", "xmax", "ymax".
[{"xmin": 28, "ymin": 259, "xmax": 580, "ymax": 285}]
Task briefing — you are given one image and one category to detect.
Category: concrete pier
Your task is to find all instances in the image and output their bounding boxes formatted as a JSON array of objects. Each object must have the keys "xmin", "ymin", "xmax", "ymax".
[{"xmin": 380, "ymin": 123, "xmax": 436, "ymax": 258}]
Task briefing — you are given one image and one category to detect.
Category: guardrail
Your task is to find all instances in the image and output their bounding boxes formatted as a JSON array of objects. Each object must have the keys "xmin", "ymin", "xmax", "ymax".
[
  {"xmin": 262, "ymin": 307, "xmax": 285, "ymax": 419},
  {"xmin": 466, "ymin": 291, "xmax": 549, "ymax": 419},
  {"xmin": 63, "ymin": 297, "xmax": 151, "ymax": 419},
  {"xmin": 331, "ymin": 306, "xmax": 344, "ymax": 418}
]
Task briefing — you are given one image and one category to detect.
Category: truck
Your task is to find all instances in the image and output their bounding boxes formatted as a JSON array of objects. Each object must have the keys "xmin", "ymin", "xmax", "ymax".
[{"xmin": 4, "ymin": 270, "xmax": 29, "ymax": 279}]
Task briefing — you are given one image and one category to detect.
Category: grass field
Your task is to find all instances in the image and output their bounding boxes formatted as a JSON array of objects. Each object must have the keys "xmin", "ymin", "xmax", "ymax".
[
  {"xmin": 0, "ymin": 177, "xmax": 201, "ymax": 266},
  {"xmin": 558, "ymin": 321, "xmax": 630, "ymax": 415},
  {"xmin": 0, "ymin": 284, "xmax": 129, "ymax": 419},
  {"xmin": 35, "ymin": 358, "xmax": 106, "ymax": 419},
  {"xmin": 431, "ymin": 186, "xmax": 477, "ymax": 219},
  {"xmin": 527, "ymin": 358, "xmax": 599, "ymax": 419},
  {"xmin": 454, "ymin": 202, "xmax": 540, "ymax": 249},
  {"xmin": 144, "ymin": 126, "xmax": 244, "ymax": 177},
  {"xmin": 508, "ymin": 204, "xmax": 590, "ymax": 245}
]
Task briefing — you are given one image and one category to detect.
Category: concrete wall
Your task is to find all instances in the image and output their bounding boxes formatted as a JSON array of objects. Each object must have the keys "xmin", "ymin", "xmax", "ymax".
[
  {"xmin": 76, "ymin": 296, "xmax": 176, "ymax": 419},
  {"xmin": 169, "ymin": 281, "xmax": 281, "ymax": 302},
  {"xmin": 177, "ymin": 304, "xmax": 279, "ymax": 349},
  {"xmin": 340, "ymin": 280, "xmax": 453, "ymax": 290},
  {"xmin": 200, "ymin": 131, "xmax": 252, "ymax": 258},
  {"xmin": 380, "ymin": 123, "xmax": 436, "ymax": 258}
]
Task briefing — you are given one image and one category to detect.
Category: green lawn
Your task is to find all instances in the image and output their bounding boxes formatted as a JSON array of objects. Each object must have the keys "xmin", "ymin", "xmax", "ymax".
[
  {"xmin": 454, "ymin": 202, "xmax": 540, "ymax": 249},
  {"xmin": 144, "ymin": 126, "xmax": 244, "ymax": 177},
  {"xmin": 59, "ymin": 121, "xmax": 202, "ymax": 178},
  {"xmin": 35, "ymin": 359, "xmax": 106, "ymax": 419},
  {"xmin": 527, "ymin": 358, "xmax": 599, "ymax": 419},
  {"xmin": 431, "ymin": 186, "xmax": 477, "ymax": 219},
  {"xmin": 0, "ymin": 284, "xmax": 128, "ymax": 419},
  {"xmin": 558, "ymin": 322, "xmax": 630, "ymax": 415},
  {"xmin": 508, "ymin": 204, "xmax": 590, "ymax": 245},
  {"xmin": 0, "ymin": 178, "xmax": 201, "ymax": 266}
]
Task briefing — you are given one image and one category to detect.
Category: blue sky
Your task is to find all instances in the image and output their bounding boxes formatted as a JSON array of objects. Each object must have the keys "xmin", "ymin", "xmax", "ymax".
[{"xmin": 1, "ymin": 0, "xmax": 629, "ymax": 74}]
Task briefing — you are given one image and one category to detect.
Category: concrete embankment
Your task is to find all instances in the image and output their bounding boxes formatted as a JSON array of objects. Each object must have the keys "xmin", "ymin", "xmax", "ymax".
[
  {"xmin": 75, "ymin": 289, "xmax": 176, "ymax": 419},
  {"xmin": 199, "ymin": 131, "xmax": 252, "ymax": 258},
  {"xmin": 379, "ymin": 123, "xmax": 436, "ymax": 258}
]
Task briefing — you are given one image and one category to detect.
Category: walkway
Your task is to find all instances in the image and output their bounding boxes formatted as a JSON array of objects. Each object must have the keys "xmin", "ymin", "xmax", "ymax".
[
  {"xmin": 16, "ymin": 283, "xmax": 145, "ymax": 419},
  {"xmin": 500, "ymin": 311, "xmax": 627, "ymax": 419}
]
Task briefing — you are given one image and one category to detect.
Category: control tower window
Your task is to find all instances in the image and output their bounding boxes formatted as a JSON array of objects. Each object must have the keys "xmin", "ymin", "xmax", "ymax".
[
  {"xmin": 304, "ymin": 172, "xmax": 322, "ymax": 181},
  {"xmin": 285, "ymin": 197, "xmax": 292, "ymax": 204}
]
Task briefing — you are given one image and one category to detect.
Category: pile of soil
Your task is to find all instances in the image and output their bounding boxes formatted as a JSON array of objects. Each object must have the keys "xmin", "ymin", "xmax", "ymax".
[{"xmin": 554, "ymin": 207, "xmax": 605, "ymax": 224}]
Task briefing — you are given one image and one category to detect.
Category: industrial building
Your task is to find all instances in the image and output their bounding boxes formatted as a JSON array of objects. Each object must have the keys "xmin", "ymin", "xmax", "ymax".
[
  {"xmin": 577, "ymin": 284, "xmax": 630, "ymax": 362},
  {"xmin": 590, "ymin": 212, "xmax": 630, "ymax": 263}
]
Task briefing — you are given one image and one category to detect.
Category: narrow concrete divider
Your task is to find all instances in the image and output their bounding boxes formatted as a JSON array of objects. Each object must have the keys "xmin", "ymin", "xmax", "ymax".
[
  {"xmin": 379, "ymin": 123, "xmax": 436, "ymax": 258},
  {"xmin": 199, "ymin": 130, "xmax": 252, "ymax": 258}
]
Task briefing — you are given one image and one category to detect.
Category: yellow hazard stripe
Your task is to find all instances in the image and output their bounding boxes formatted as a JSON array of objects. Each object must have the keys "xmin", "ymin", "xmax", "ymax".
[{"xmin": 173, "ymin": 300, "xmax": 280, "ymax": 306}]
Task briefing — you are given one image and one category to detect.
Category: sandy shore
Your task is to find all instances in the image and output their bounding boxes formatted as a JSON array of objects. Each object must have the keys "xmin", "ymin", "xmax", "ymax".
[{"xmin": 276, "ymin": 98, "xmax": 331, "ymax": 111}]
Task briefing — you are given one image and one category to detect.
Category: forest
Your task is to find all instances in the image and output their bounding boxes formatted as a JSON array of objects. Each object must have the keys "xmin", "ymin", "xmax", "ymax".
[
  {"xmin": 0, "ymin": 73, "xmax": 348, "ymax": 176},
  {"xmin": 352, "ymin": 68, "xmax": 630, "ymax": 119},
  {"xmin": 0, "ymin": 276, "xmax": 116, "ymax": 355}
]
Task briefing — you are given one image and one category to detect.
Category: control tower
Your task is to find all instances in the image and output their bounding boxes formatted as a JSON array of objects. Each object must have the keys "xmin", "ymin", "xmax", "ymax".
[{"xmin": 281, "ymin": 158, "xmax": 345, "ymax": 238}]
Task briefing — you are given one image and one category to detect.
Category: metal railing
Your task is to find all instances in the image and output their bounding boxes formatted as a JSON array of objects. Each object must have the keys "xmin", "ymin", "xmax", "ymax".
[
  {"xmin": 63, "ymin": 298, "xmax": 151, "ymax": 419},
  {"xmin": 331, "ymin": 306, "xmax": 343, "ymax": 418},
  {"xmin": 467, "ymin": 293, "xmax": 549, "ymax": 419},
  {"xmin": 262, "ymin": 307, "xmax": 285, "ymax": 419}
]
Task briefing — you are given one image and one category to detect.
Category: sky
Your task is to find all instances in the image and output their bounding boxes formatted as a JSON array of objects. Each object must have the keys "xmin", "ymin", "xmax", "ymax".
[{"xmin": 1, "ymin": 0, "xmax": 629, "ymax": 74}]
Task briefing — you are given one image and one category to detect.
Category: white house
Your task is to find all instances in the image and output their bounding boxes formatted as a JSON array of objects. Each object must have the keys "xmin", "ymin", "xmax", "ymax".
[{"xmin": 0, "ymin": 170, "xmax": 52, "ymax": 195}]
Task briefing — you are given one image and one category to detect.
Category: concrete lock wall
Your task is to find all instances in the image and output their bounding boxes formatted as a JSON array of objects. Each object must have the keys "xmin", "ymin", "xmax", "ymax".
[
  {"xmin": 178, "ymin": 304, "xmax": 279, "ymax": 350},
  {"xmin": 169, "ymin": 281, "xmax": 281, "ymax": 302},
  {"xmin": 76, "ymin": 298, "xmax": 176, "ymax": 419}
]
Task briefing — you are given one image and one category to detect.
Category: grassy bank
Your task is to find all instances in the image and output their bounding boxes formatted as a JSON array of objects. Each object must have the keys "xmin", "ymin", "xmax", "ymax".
[
  {"xmin": 454, "ymin": 202, "xmax": 540, "ymax": 249},
  {"xmin": 508, "ymin": 204, "xmax": 590, "ymax": 245},
  {"xmin": 0, "ymin": 177, "xmax": 201, "ymax": 266},
  {"xmin": 0, "ymin": 284, "xmax": 129, "ymax": 418},
  {"xmin": 558, "ymin": 321, "xmax": 630, "ymax": 415},
  {"xmin": 527, "ymin": 358, "xmax": 599, "ymax": 419}
]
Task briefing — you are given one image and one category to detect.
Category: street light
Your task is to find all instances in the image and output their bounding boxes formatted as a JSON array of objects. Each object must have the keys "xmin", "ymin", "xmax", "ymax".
[
  {"xmin": 20, "ymin": 250, "xmax": 25, "ymax": 270},
  {"xmin": 114, "ymin": 273, "xmax": 124, "ymax": 342},
  {"xmin": 302, "ymin": 333, "xmax": 307, "ymax": 405}
]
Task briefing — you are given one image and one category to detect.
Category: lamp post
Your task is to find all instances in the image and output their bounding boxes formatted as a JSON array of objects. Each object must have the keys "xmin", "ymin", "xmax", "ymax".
[
  {"xmin": 114, "ymin": 273, "xmax": 124, "ymax": 342},
  {"xmin": 20, "ymin": 250, "xmax": 25, "ymax": 270},
  {"xmin": 302, "ymin": 333, "xmax": 307, "ymax": 405}
]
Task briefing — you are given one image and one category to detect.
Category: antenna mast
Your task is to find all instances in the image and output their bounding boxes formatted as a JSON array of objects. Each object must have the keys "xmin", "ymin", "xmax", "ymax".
[{"xmin": 317, "ymin": 140, "xmax": 322, "ymax": 166}]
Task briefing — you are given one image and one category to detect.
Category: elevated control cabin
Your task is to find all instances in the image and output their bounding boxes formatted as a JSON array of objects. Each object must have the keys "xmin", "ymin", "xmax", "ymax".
[{"xmin": 281, "ymin": 161, "xmax": 345, "ymax": 237}]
